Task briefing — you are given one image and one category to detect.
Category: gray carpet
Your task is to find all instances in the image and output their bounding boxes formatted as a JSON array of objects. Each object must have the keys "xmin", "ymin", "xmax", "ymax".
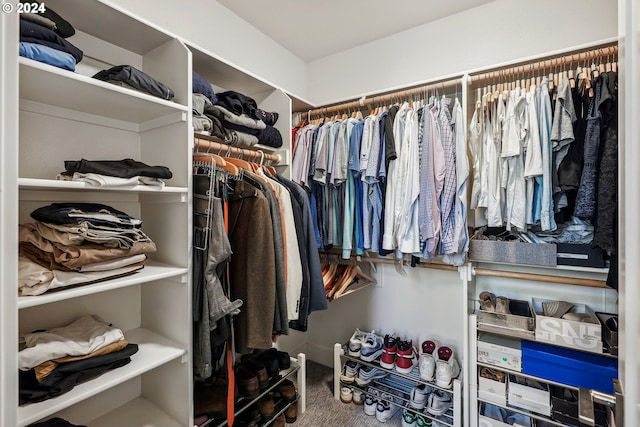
[{"xmin": 293, "ymin": 360, "xmax": 403, "ymax": 427}]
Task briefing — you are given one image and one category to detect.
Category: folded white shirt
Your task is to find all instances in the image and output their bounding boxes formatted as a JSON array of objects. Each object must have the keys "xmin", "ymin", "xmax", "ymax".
[{"xmin": 57, "ymin": 172, "xmax": 164, "ymax": 188}]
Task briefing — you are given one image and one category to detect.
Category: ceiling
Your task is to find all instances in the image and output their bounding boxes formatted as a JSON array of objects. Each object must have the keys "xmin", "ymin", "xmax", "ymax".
[{"xmin": 217, "ymin": 0, "xmax": 494, "ymax": 62}]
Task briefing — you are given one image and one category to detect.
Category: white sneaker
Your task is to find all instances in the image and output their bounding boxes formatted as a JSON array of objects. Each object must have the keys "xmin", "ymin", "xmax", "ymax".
[
  {"xmin": 435, "ymin": 346, "xmax": 460, "ymax": 389},
  {"xmin": 409, "ymin": 383, "xmax": 432, "ymax": 410},
  {"xmin": 340, "ymin": 386, "xmax": 353, "ymax": 404},
  {"xmin": 419, "ymin": 340, "xmax": 438, "ymax": 381},
  {"xmin": 352, "ymin": 388, "xmax": 365, "ymax": 405},
  {"xmin": 426, "ymin": 390, "xmax": 453, "ymax": 416},
  {"xmin": 360, "ymin": 331, "xmax": 384, "ymax": 362},
  {"xmin": 375, "ymin": 392, "xmax": 401, "ymax": 422},
  {"xmin": 363, "ymin": 386, "xmax": 379, "ymax": 416},
  {"xmin": 355, "ymin": 365, "xmax": 388, "ymax": 386},
  {"xmin": 339, "ymin": 360, "xmax": 360, "ymax": 384},
  {"xmin": 348, "ymin": 328, "xmax": 370, "ymax": 357}
]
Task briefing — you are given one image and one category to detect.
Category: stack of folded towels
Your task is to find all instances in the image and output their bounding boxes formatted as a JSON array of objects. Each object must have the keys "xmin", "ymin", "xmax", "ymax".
[{"xmin": 18, "ymin": 202, "xmax": 156, "ymax": 296}]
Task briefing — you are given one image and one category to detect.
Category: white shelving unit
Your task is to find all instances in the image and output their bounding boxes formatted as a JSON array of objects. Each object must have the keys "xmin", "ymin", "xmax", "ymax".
[{"xmin": 3, "ymin": 0, "xmax": 193, "ymax": 425}]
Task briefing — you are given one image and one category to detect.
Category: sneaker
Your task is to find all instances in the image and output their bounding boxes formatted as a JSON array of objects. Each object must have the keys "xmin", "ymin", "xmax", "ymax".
[
  {"xmin": 395, "ymin": 339, "xmax": 418, "ymax": 373},
  {"xmin": 375, "ymin": 392, "xmax": 401, "ymax": 422},
  {"xmin": 360, "ymin": 331, "xmax": 384, "ymax": 362},
  {"xmin": 355, "ymin": 365, "xmax": 388, "ymax": 386},
  {"xmin": 416, "ymin": 413, "xmax": 433, "ymax": 427},
  {"xmin": 380, "ymin": 334, "xmax": 398, "ymax": 369},
  {"xmin": 426, "ymin": 390, "xmax": 453, "ymax": 416},
  {"xmin": 402, "ymin": 409, "xmax": 417, "ymax": 426},
  {"xmin": 340, "ymin": 386, "xmax": 353, "ymax": 404},
  {"xmin": 348, "ymin": 328, "xmax": 370, "ymax": 357},
  {"xmin": 363, "ymin": 387, "xmax": 379, "ymax": 416},
  {"xmin": 339, "ymin": 360, "xmax": 360, "ymax": 384},
  {"xmin": 419, "ymin": 340, "xmax": 438, "ymax": 381},
  {"xmin": 352, "ymin": 388, "xmax": 365, "ymax": 405},
  {"xmin": 435, "ymin": 346, "xmax": 460, "ymax": 389},
  {"xmin": 495, "ymin": 296, "xmax": 511, "ymax": 314},
  {"xmin": 409, "ymin": 384, "xmax": 432, "ymax": 410}
]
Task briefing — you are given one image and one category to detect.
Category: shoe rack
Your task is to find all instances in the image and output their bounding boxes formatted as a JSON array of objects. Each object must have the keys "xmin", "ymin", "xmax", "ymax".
[{"xmin": 332, "ymin": 343, "xmax": 463, "ymax": 427}]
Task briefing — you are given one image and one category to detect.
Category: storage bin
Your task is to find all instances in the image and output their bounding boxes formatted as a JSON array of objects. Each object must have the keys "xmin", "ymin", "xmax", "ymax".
[
  {"xmin": 507, "ymin": 374, "xmax": 551, "ymax": 416},
  {"xmin": 521, "ymin": 340, "xmax": 618, "ymax": 394},
  {"xmin": 550, "ymin": 385, "xmax": 609, "ymax": 427},
  {"xmin": 478, "ymin": 333, "xmax": 522, "ymax": 371},
  {"xmin": 479, "ymin": 366, "xmax": 507, "ymax": 406},
  {"xmin": 556, "ymin": 242, "xmax": 606, "ymax": 268},
  {"xmin": 469, "ymin": 239, "xmax": 557, "ymax": 267},
  {"xmin": 478, "ymin": 299, "xmax": 535, "ymax": 340}
]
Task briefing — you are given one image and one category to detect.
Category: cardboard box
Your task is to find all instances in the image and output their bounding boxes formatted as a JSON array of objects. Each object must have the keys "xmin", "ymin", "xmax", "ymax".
[
  {"xmin": 477, "ymin": 299, "xmax": 535, "ymax": 340},
  {"xmin": 469, "ymin": 239, "xmax": 557, "ymax": 267},
  {"xmin": 478, "ymin": 333, "xmax": 522, "ymax": 371},
  {"xmin": 556, "ymin": 242, "xmax": 606, "ymax": 268},
  {"xmin": 507, "ymin": 374, "xmax": 551, "ymax": 416},
  {"xmin": 533, "ymin": 299, "xmax": 603, "ymax": 353},
  {"xmin": 478, "ymin": 367, "xmax": 507, "ymax": 406}
]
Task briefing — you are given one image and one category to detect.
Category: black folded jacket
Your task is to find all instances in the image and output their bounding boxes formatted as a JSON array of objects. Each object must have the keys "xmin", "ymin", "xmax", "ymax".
[
  {"xmin": 63, "ymin": 158, "xmax": 173, "ymax": 179},
  {"xmin": 20, "ymin": 20, "xmax": 83, "ymax": 62},
  {"xmin": 93, "ymin": 65, "xmax": 175, "ymax": 100}
]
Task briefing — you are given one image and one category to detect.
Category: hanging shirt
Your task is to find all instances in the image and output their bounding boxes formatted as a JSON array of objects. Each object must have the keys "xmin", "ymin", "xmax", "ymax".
[
  {"xmin": 313, "ymin": 123, "xmax": 331, "ymax": 184},
  {"xmin": 468, "ymin": 101, "xmax": 487, "ymax": 227},
  {"xmin": 443, "ymin": 98, "xmax": 469, "ymax": 266},
  {"xmin": 501, "ymin": 89, "xmax": 527, "ymax": 231},
  {"xmin": 348, "ymin": 120, "xmax": 365, "ymax": 255},
  {"xmin": 341, "ymin": 118, "xmax": 358, "ymax": 259},
  {"xmin": 485, "ymin": 95, "xmax": 503, "ymax": 227},
  {"xmin": 396, "ymin": 106, "xmax": 420, "ymax": 255},
  {"xmin": 550, "ymin": 77, "xmax": 577, "ymax": 211},
  {"xmin": 437, "ymin": 97, "xmax": 457, "ymax": 255},
  {"xmin": 361, "ymin": 115, "xmax": 376, "ymax": 249},
  {"xmin": 524, "ymin": 87, "xmax": 544, "ymax": 225},
  {"xmin": 539, "ymin": 78, "xmax": 557, "ymax": 231}
]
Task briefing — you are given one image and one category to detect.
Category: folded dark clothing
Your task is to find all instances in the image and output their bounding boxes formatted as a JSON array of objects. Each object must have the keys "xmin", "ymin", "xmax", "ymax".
[
  {"xmin": 93, "ymin": 65, "xmax": 174, "ymax": 100},
  {"xmin": 193, "ymin": 71, "xmax": 218, "ymax": 104},
  {"xmin": 28, "ymin": 417, "xmax": 87, "ymax": 427},
  {"xmin": 20, "ymin": 20, "xmax": 83, "ymax": 62},
  {"xmin": 214, "ymin": 90, "xmax": 258, "ymax": 119},
  {"xmin": 257, "ymin": 125, "xmax": 283, "ymax": 148},
  {"xmin": 20, "ymin": 13, "xmax": 57, "ymax": 31},
  {"xmin": 19, "ymin": 343, "xmax": 138, "ymax": 404},
  {"xmin": 223, "ymin": 121, "xmax": 260, "ymax": 137},
  {"xmin": 31, "ymin": 202, "xmax": 142, "ymax": 229},
  {"xmin": 20, "ymin": 1, "xmax": 76, "ymax": 38},
  {"xmin": 63, "ymin": 158, "xmax": 173, "ymax": 179}
]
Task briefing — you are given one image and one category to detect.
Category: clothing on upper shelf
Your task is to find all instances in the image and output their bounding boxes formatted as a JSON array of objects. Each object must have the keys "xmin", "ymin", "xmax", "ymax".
[
  {"xmin": 20, "ymin": 1, "xmax": 76, "ymax": 38},
  {"xmin": 28, "ymin": 417, "xmax": 87, "ymax": 427},
  {"xmin": 292, "ymin": 96, "xmax": 469, "ymax": 266},
  {"xmin": 61, "ymin": 158, "xmax": 173, "ymax": 179},
  {"xmin": 19, "ymin": 42, "xmax": 76, "ymax": 71},
  {"xmin": 93, "ymin": 65, "xmax": 175, "ymax": 100},
  {"xmin": 193, "ymin": 71, "xmax": 218, "ymax": 105},
  {"xmin": 20, "ymin": 19, "xmax": 83, "ymax": 63}
]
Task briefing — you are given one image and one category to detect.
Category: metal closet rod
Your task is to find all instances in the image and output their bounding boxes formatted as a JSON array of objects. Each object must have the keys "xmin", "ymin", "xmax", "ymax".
[
  {"xmin": 301, "ymin": 77, "xmax": 463, "ymax": 118},
  {"xmin": 193, "ymin": 134, "xmax": 280, "ymax": 163},
  {"xmin": 469, "ymin": 43, "xmax": 618, "ymax": 83}
]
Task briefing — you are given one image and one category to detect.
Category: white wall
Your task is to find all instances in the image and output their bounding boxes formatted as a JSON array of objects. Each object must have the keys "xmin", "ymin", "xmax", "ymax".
[
  {"xmin": 307, "ymin": 0, "xmax": 618, "ymax": 105},
  {"xmin": 108, "ymin": 0, "xmax": 309, "ymax": 101}
]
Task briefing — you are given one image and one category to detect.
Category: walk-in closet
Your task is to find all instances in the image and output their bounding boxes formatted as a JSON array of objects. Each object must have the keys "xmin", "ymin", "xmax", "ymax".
[{"xmin": 1, "ymin": 0, "xmax": 637, "ymax": 426}]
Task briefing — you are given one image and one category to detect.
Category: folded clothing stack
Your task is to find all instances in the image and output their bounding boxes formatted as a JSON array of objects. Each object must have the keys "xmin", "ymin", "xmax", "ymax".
[
  {"xmin": 56, "ymin": 158, "xmax": 173, "ymax": 188},
  {"xmin": 19, "ymin": 3, "xmax": 82, "ymax": 71},
  {"xmin": 93, "ymin": 65, "xmax": 175, "ymax": 100},
  {"xmin": 18, "ymin": 202, "xmax": 156, "ymax": 296},
  {"xmin": 18, "ymin": 314, "xmax": 138, "ymax": 404}
]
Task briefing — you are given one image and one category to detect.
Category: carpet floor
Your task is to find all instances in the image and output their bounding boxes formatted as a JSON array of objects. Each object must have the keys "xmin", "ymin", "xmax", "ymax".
[{"xmin": 292, "ymin": 360, "xmax": 403, "ymax": 427}]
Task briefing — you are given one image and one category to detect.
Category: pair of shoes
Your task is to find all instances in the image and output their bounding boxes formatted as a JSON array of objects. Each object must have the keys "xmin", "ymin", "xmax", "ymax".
[
  {"xmin": 271, "ymin": 414, "xmax": 285, "ymax": 427},
  {"xmin": 193, "ymin": 380, "xmax": 227, "ymax": 418},
  {"xmin": 419, "ymin": 341, "xmax": 461, "ymax": 388},
  {"xmin": 363, "ymin": 386, "xmax": 380, "ymax": 416},
  {"xmin": 380, "ymin": 335, "xmax": 418, "ymax": 374},
  {"xmin": 242, "ymin": 359, "xmax": 269, "ymax": 390},
  {"xmin": 360, "ymin": 331, "xmax": 384, "ymax": 362},
  {"xmin": 256, "ymin": 394, "xmax": 275, "ymax": 419},
  {"xmin": 426, "ymin": 390, "xmax": 453, "ymax": 416},
  {"xmin": 235, "ymin": 365, "xmax": 260, "ymax": 399},
  {"xmin": 402, "ymin": 409, "xmax": 433, "ymax": 427},
  {"xmin": 376, "ymin": 392, "xmax": 401, "ymax": 422},
  {"xmin": 479, "ymin": 292, "xmax": 511, "ymax": 314},
  {"xmin": 339, "ymin": 360, "xmax": 360, "ymax": 384},
  {"xmin": 235, "ymin": 408, "xmax": 261, "ymax": 427},
  {"xmin": 355, "ymin": 365, "xmax": 388, "ymax": 386},
  {"xmin": 480, "ymin": 367, "xmax": 505, "ymax": 383},
  {"xmin": 340, "ymin": 386, "xmax": 353, "ymax": 404},
  {"xmin": 409, "ymin": 383, "xmax": 434, "ymax": 410},
  {"xmin": 348, "ymin": 328, "xmax": 371, "ymax": 357}
]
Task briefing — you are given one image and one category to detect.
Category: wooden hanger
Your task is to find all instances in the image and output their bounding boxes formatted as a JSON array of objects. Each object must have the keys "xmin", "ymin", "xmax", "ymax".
[
  {"xmin": 193, "ymin": 153, "xmax": 239, "ymax": 177},
  {"xmin": 225, "ymin": 157, "xmax": 254, "ymax": 172}
]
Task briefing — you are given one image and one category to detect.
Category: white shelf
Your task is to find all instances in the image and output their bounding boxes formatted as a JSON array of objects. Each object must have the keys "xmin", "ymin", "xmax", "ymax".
[
  {"xmin": 19, "ymin": 58, "xmax": 188, "ymax": 124},
  {"xmin": 18, "ymin": 178, "xmax": 188, "ymax": 194},
  {"xmin": 18, "ymin": 327, "xmax": 187, "ymax": 427},
  {"xmin": 87, "ymin": 397, "xmax": 183, "ymax": 427},
  {"xmin": 18, "ymin": 262, "xmax": 188, "ymax": 309}
]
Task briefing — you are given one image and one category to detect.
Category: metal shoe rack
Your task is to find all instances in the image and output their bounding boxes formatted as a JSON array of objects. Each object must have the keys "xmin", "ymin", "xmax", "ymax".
[{"xmin": 333, "ymin": 343, "xmax": 463, "ymax": 426}]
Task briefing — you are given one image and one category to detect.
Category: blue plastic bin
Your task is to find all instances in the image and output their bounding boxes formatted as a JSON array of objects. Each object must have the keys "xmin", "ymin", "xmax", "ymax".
[{"xmin": 521, "ymin": 340, "xmax": 618, "ymax": 394}]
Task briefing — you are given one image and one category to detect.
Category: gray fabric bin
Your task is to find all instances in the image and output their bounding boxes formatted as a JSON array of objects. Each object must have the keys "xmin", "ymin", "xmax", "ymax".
[{"xmin": 469, "ymin": 240, "xmax": 557, "ymax": 267}]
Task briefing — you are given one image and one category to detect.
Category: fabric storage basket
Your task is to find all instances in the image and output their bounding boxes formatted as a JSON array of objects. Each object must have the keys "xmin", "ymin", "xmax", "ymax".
[{"xmin": 469, "ymin": 240, "xmax": 557, "ymax": 267}]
